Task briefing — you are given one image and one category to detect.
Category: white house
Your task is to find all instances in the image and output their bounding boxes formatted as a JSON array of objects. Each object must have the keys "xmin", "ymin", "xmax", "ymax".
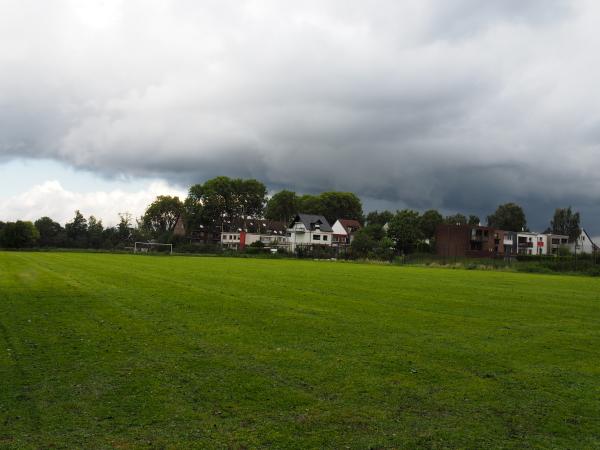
[
  {"xmin": 287, "ymin": 214, "xmax": 333, "ymax": 251},
  {"xmin": 571, "ymin": 229, "xmax": 599, "ymax": 254},
  {"xmin": 332, "ymin": 219, "xmax": 361, "ymax": 246}
]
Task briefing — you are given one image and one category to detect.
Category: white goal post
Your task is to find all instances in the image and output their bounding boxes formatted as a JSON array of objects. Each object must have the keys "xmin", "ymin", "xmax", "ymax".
[{"xmin": 134, "ymin": 242, "xmax": 173, "ymax": 255}]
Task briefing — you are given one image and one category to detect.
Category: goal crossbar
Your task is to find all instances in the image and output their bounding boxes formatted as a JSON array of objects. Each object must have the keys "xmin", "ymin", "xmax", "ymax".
[{"xmin": 134, "ymin": 242, "xmax": 173, "ymax": 255}]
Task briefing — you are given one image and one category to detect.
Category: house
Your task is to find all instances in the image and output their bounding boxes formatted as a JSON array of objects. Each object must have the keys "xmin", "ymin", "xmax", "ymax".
[
  {"xmin": 332, "ymin": 219, "xmax": 361, "ymax": 246},
  {"xmin": 287, "ymin": 213, "xmax": 333, "ymax": 252},
  {"xmin": 435, "ymin": 224, "xmax": 516, "ymax": 258},
  {"xmin": 570, "ymin": 229, "xmax": 599, "ymax": 254}
]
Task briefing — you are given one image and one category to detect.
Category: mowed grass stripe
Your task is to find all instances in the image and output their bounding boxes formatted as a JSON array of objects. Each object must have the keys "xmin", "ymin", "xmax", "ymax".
[{"xmin": 1, "ymin": 252, "xmax": 599, "ymax": 448}]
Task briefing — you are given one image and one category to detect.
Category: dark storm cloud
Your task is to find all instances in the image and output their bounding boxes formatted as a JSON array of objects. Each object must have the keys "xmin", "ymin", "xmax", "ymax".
[{"xmin": 1, "ymin": 0, "xmax": 599, "ymax": 233}]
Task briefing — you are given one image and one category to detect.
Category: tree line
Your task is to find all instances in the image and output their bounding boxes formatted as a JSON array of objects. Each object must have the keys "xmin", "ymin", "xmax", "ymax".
[{"xmin": 0, "ymin": 176, "xmax": 583, "ymax": 254}]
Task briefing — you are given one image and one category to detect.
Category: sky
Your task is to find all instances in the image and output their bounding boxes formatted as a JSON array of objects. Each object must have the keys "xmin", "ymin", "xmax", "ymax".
[{"xmin": 0, "ymin": 0, "xmax": 599, "ymax": 234}]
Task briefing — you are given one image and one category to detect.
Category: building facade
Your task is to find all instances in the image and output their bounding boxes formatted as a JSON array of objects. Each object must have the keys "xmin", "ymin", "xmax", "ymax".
[
  {"xmin": 436, "ymin": 224, "xmax": 517, "ymax": 258},
  {"xmin": 287, "ymin": 214, "xmax": 333, "ymax": 252}
]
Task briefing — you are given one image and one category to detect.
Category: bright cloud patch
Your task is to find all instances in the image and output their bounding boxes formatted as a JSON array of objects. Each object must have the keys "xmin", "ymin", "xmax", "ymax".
[{"xmin": 0, "ymin": 180, "xmax": 186, "ymax": 226}]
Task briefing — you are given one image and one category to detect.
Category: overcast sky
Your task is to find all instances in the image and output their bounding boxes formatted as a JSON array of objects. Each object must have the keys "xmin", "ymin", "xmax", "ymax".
[{"xmin": 0, "ymin": 0, "xmax": 599, "ymax": 234}]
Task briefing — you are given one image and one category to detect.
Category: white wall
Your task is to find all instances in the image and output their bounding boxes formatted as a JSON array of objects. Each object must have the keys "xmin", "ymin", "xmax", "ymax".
[{"xmin": 287, "ymin": 223, "xmax": 333, "ymax": 251}]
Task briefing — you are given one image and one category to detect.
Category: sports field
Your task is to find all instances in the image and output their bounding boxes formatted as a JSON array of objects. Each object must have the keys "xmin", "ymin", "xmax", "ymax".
[{"xmin": 1, "ymin": 252, "xmax": 599, "ymax": 448}]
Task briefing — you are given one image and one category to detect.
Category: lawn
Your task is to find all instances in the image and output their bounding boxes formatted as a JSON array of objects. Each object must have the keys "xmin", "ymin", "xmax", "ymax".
[{"xmin": 1, "ymin": 252, "xmax": 599, "ymax": 449}]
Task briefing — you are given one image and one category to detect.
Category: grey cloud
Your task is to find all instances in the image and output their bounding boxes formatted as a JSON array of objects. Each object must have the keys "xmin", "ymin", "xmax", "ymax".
[{"xmin": 0, "ymin": 0, "xmax": 599, "ymax": 233}]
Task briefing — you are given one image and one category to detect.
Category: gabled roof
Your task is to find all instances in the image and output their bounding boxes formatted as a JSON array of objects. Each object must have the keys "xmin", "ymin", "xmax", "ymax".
[
  {"xmin": 337, "ymin": 219, "xmax": 361, "ymax": 234},
  {"xmin": 290, "ymin": 213, "xmax": 332, "ymax": 232}
]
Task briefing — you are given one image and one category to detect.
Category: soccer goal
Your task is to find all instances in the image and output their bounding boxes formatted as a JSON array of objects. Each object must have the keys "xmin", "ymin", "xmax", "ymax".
[{"xmin": 133, "ymin": 242, "xmax": 173, "ymax": 255}]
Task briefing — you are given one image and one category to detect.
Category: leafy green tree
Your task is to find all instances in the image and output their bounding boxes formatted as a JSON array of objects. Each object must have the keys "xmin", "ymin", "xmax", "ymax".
[
  {"xmin": 387, "ymin": 210, "xmax": 423, "ymax": 254},
  {"xmin": 199, "ymin": 176, "xmax": 236, "ymax": 227},
  {"xmin": 419, "ymin": 209, "xmax": 443, "ymax": 239},
  {"xmin": 117, "ymin": 213, "xmax": 133, "ymax": 241},
  {"xmin": 365, "ymin": 210, "xmax": 394, "ymax": 227},
  {"xmin": 468, "ymin": 215, "xmax": 480, "ymax": 226},
  {"xmin": 550, "ymin": 207, "xmax": 581, "ymax": 242},
  {"xmin": 487, "ymin": 203, "xmax": 527, "ymax": 232},
  {"xmin": 265, "ymin": 190, "xmax": 299, "ymax": 224},
  {"xmin": 183, "ymin": 184, "xmax": 207, "ymax": 231},
  {"xmin": 34, "ymin": 217, "xmax": 64, "ymax": 247},
  {"xmin": 297, "ymin": 194, "xmax": 323, "ymax": 215},
  {"xmin": 87, "ymin": 216, "xmax": 104, "ymax": 248},
  {"xmin": 445, "ymin": 213, "xmax": 467, "ymax": 225},
  {"xmin": 0, "ymin": 221, "xmax": 40, "ymax": 248},
  {"xmin": 65, "ymin": 210, "xmax": 88, "ymax": 247},
  {"xmin": 186, "ymin": 176, "xmax": 267, "ymax": 231},
  {"xmin": 142, "ymin": 196, "xmax": 184, "ymax": 238},
  {"xmin": 297, "ymin": 192, "xmax": 363, "ymax": 225},
  {"xmin": 233, "ymin": 178, "xmax": 267, "ymax": 221},
  {"xmin": 318, "ymin": 192, "xmax": 363, "ymax": 225}
]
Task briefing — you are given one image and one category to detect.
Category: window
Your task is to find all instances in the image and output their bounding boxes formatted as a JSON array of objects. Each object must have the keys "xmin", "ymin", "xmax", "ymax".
[
  {"xmin": 313, "ymin": 234, "xmax": 321, "ymax": 240},
  {"xmin": 323, "ymin": 235, "xmax": 328, "ymax": 241}
]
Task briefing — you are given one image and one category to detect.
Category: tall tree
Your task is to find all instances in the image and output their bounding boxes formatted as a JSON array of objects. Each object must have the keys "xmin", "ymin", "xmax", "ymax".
[
  {"xmin": 550, "ymin": 207, "xmax": 581, "ymax": 242},
  {"xmin": 0, "ymin": 221, "xmax": 39, "ymax": 248},
  {"xmin": 419, "ymin": 209, "xmax": 443, "ymax": 239},
  {"xmin": 183, "ymin": 185, "xmax": 206, "ymax": 232},
  {"xmin": 87, "ymin": 216, "xmax": 104, "ymax": 248},
  {"xmin": 318, "ymin": 192, "xmax": 363, "ymax": 225},
  {"xmin": 65, "ymin": 210, "xmax": 88, "ymax": 247},
  {"xmin": 487, "ymin": 203, "xmax": 527, "ymax": 231},
  {"xmin": 386, "ymin": 209, "xmax": 423, "ymax": 254},
  {"xmin": 200, "ymin": 176, "xmax": 236, "ymax": 228},
  {"xmin": 34, "ymin": 217, "xmax": 64, "ymax": 247},
  {"xmin": 265, "ymin": 190, "xmax": 298, "ymax": 224},
  {"xmin": 232, "ymin": 178, "xmax": 268, "ymax": 227},
  {"xmin": 186, "ymin": 176, "xmax": 268, "ymax": 231},
  {"xmin": 142, "ymin": 195, "xmax": 184, "ymax": 238},
  {"xmin": 117, "ymin": 212, "xmax": 133, "ymax": 241}
]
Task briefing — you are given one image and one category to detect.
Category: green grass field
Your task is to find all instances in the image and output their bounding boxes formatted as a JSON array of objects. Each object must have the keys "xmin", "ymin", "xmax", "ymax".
[{"xmin": 1, "ymin": 252, "xmax": 599, "ymax": 449}]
